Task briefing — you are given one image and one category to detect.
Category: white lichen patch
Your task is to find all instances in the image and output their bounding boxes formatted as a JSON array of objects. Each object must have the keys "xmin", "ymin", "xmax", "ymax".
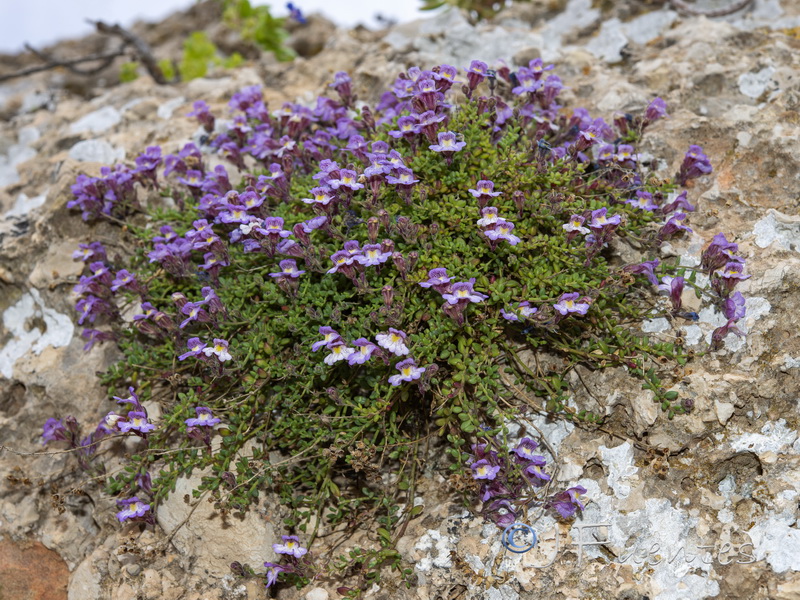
[
  {"xmin": 414, "ymin": 529, "xmax": 454, "ymax": 571},
  {"xmin": 748, "ymin": 516, "xmax": 800, "ymax": 573},
  {"xmin": 752, "ymin": 209, "xmax": 800, "ymax": 251},
  {"xmin": 730, "ymin": 419, "xmax": 798, "ymax": 455},
  {"xmin": 599, "ymin": 442, "xmax": 639, "ymax": 499},
  {"xmin": 0, "ymin": 288, "xmax": 74, "ymax": 378}
]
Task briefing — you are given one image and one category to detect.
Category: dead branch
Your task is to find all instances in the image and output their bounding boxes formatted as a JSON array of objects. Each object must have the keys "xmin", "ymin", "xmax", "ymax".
[
  {"xmin": 90, "ymin": 20, "xmax": 168, "ymax": 84},
  {"xmin": 0, "ymin": 47, "xmax": 127, "ymax": 83}
]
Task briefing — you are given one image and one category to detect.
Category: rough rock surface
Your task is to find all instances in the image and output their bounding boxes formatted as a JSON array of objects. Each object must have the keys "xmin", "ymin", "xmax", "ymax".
[{"xmin": 2, "ymin": 0, "xmax": 800, "ymax": 599}]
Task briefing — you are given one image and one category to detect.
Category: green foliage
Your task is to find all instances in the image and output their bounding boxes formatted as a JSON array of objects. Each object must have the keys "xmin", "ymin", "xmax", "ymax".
[
  {"xmin": 119, "ymin": 61, "xmax": 140, "ymax": 83},
  {"xmin": 222, "ymin": 0, "xmax": 296, "ymax": 62},
  {"xmin": 179, "ymin": 32, "xmax": 219, "ymax": 81},
  {"xmin": 157, "ymin": 59, "xmax": 176, "ymax": 82}
]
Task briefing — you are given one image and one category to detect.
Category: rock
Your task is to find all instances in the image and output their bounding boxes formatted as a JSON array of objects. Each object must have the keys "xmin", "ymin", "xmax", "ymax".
[
  {"xmin": 0, "ymin": 538, "xmax": 70, "ymax": 600},
  {"xmin": 305, "ymin": 588, "xmax": 330, "ymax": 600},
  {"xmin": 155, "ymin": 468, "xmax": 278, "ymax": 577},
  {"xmin": 715, "ymin": 400, "xmax": 736, "ymax": 425},
  {"xmin": 69, "ymin": 107, "xmax": 122, "ymax": 134},
  {"xmin": 0, "ymin": 288, "xmax": 74, "ymax": 379},
  {"xmin": 68, "ymin": 139, "xmax": 125, "ymax": 164},
  {"xmin": 157, "ymin": 97, "xmax": 186, "ymax": 120}
]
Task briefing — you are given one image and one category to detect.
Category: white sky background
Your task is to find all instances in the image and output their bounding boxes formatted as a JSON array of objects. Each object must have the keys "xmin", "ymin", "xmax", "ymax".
[{"xmin": 0, "ymin": 0, "xmax": 430, "ymax": 53}]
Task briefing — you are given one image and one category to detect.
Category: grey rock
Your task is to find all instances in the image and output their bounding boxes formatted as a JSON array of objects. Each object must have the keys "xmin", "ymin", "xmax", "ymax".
[
  {"xmin": 68, "ymin": 139, "xmax": 125, "ymax": 163},
  {"xmin": 70, "ymin": 106, "xmax": 122, "ymax": 134}
]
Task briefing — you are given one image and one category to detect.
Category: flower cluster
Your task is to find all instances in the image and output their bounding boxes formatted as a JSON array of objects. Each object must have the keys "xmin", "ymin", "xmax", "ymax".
[
  {"xmin": 311, "ymin": 325, "xmax": 428, "ymax": 387},
  {"xmin": 264, "ymin": 535, "xmax": 313, "ymax": 589},
  {"xmin": 702, "ymin": 234, "xmax": 750, "ymax": 347},
  {"xmin": 476, "ymin": 205, "xmax": 520, "ymax": 248},
  {"xmin": 467, "ymin": 437, "xmax": 587, "ymax": 525},
  {"xmin": 179, "ymin": 337, "xmax": 232, "ymax": 363},
  {"xmin": 419, "ymin": 268, "xmax": 488, "ymax": 326}
]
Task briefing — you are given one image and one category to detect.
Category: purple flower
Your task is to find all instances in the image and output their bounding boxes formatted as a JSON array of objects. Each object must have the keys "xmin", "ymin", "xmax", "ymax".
[
  {"xmin": 385, "ymin": 167, "xmax": 419, "ymax": 187},
  {"xmin": 388, "ymin": 358, "xmax": 426, "ymax": 386},
  {"xmin": 118, "ymin": 411, "xmax": 156, "ymax": 434},
  {"xmin": 203, "ymin": 339, "xmax": 232, "ymax": 362},
  {"xmin": 324, "ymin": 341, "xmax": 355, "ymax": 365},
  {"xmin": 264, "ymin": 562, "xmax": 287, "ymax": 588},
  {"xmin": 116, "ymin": 497, "xmax": 151, "ymax": 522},
  {"xmin": 376, "ymin": 328, "xmax": 409, "ymax": 356},
  {"xmin": 658, "ymin": 212, "xmax": 692, "ymax": 239},
  {"xmin": 477, "ymin": 207, "xmax": 501, "ymax": 227},
  {"xmin": 389, "ymin": 115, "xmax": 420, "ymax": 139},
  {"xmin": 623, "ymin": 259, "xmax": 660, "ymax": 285},
  {"xmin": 524, "ymin": 462, "xmax": 551, "ymax": 484},
  {"xmin": 468, "ymin": 180, "xmax": 502, "ymax": 200},
  {"xmin": 644, "ymin": 97, "xmax": 668, "ymax": 123},
  {"xmin": 512, "ymin": 67, "xmax": 543, "ymax": 95},
  {"xmin": 329, "ymin": 71, "xmax": 353, "ymax": 104},
  {"xmin": 713, "ymin": 262, "xmax": 751, "ymax": 297},
  {"xmin": 187, "ymin": 100, "xmax": 215, "ymax": 132},
  {"xmin": 179, "ymin": 301, "xmax": 211, "ymax": 329},
  {"xmin": 348, "ymin": 338, "xmax": 379, "ymax": 365},
  {"xmin": 302, "ymin": 187, "xmax": 335, "ymax": 206},
  {"xmin": 724, "ymin": 291, "xmax": 746, "ymax": 322},
  {"xmin": 429, "ymin": 131, "xmax": 466, "ymax": 154},
  {"xmin": 549, "ymin": 486, "xmax": 587, "ymax": 519},
  {"xmin": 466, "ymin": 60, "xmax": 489, "ymax": 91},
  {"xmin": 110, "ymin": 269, "xmax": 137, "ymax": 293},
  {"xmin": 589, "ymin": 207, "xmax": 621, "ymax": 229},
  {"xmin": 626, "ymin": 191, "xmax": 658, "ymax": 211},
  {"xmin": 678, "ymin": 144, "xmax": 713, "ymax": 185},
  {"xmin": 512, "ymin": 437, "xmax": 540, "ymax": 461},
  {"xmin": 501, "ymin": 301, "xmax": 536, "ymax": 321},
  {"xmin": 702, "ymin": 233, "xmax": 741, "ymax": 274},
  {"xmin": 269, "ymin": 259, "xmax": 305, "ymax": 278},
  {"xmin": 72, "ymin": 242, "xmax": 106, "ymax": 263},
  {"xmin": 442, "ymin": 279, "xmax": 488, "ymax": 305},
  {"xmin": 114, "ymin": 387, "xmax": 143, "ymax": 411},
  {"xmin": 261, "ymin": 217, "xmax": 292, "ymax": 239},
  {"xmin": 273, "ymin": 535, "xmax": 308, "ymax": 558},
  {"xmin": 562, "ymin": 214, "xmax": 590, "ymax": 235},
  {"xmin": 657, "ymin": 276, "xmax": 685, "ymax": 312},
  {"xmin": 355, "ymin": 244, "xmax": 392, "ymax": 267},
  {"xmin": 328, "ymin": 169, "xmax": 364, "ymax": 191},
  {"xmin": 312, "ymin": 326, "xmax": 341, "ymax": 352},
  {"xmin": 42, "ymin": 418, "xmax": 68, "ymax": 444},
  {"xmin": 470, "ymin": 459, "xmax": 500, "ymax": 480},
  {"xmin": 179, "ymin": 337, "xmax": 207, "ymax": 361},
  {"xmin": 661, "ymin": 190, "xmax": 696, "ymax": 214},
  {"xmin": 483, "ymin": 221, "xmax": 521, "ymax": 246},
  {"xmin": 185, "ymin": 406, "xmax": 221, "ymax": 428},
  {"xmin": 419, "ymin": 268, "xmax": 452, "ymax": 294},
  {"xmin": 553, "ymin": 292, "xmax": 590, "ymax": 316},
  {"xmin": 485, "ymin": 499, "xmax": 517, "ymax": 528}
]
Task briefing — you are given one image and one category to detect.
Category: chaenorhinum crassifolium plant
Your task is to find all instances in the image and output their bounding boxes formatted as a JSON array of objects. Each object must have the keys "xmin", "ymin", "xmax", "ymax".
[{"xmin": 53, "ymin": 58, "xmax": 753, "ymax": 591}]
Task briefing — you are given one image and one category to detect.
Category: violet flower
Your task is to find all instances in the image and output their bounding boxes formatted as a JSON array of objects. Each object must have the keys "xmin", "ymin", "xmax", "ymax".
[
  {"xmin": 348, "ymin": 338, "xmax": 379, "ymax": 365},
  {"xmin": 465, "ymin": 60, "xmax": 489, "ymax": 92},
  {"xmin": 589, "ymin": 207, "xmax": 621, "ymax": 230},
  {"xmin": 724, "ymin": 291, "xmax": 746, "ymax": 322},
  {"xmin": 477, "ymin": 207, "xmax": 500, "ymax": 227},
  {"xmin": 657, "ymin": 276, "xmax": 685, "ymax": 312},
  {"xmin": 42, "ymin": 418, "xmax": 68, "ymax": 444},
  {"xmin": 273, "ymin": 535, "xmax": 308, "ymax": 558},
  {"xmin": 388, "ymin": 358, "xmax": 426, "ymax": 386},
  {"xmin": 483, "ymin": 221, "xmax": 521, "ymax": 246},
  {"xmin": 562, "ymin": 214, "xmax": 590, "ymax": 236},
  {"xmin": 553, "ymin": 292, "xmax": 590, "ymax": 316},
  {"xmin": 429, "ymin": 131, "xmax": 466, "ymax": 161},
  {"xmin": 623, "ymin": 259, "xmax": 660, "ymax": 285},
  {"xmin": 269, "ymin": 259, "xmax": 305, "ymax": 278},
  {"xmin": 511, "ymin": 437, "xmax": 540, "ymax": 461},
  {"xmin": 324, "ymin": 341, "xmax": 355, "ymax": 365},
  {"xmin": 644, "ymin": 97, "xmax": 668, "ymax": 124},
  {"xmin": 264, "ymin": 562, "xmax": 287, "ymax": 588},
  {"xmin": 658, "ymin": 212, "xmax": 692, "ymax": 240},
  {"xmin": 185, "ymin": 407, "xmax": 221, "ymax": 428},
  {"xmin": 678, "ymin": 145, "xmax": 713, "ymax": 185},
  {"xmin": 73, "ymin": 241, "xmax": 107, "ymax": 263},
  {"xmin": 312, "ymin": 327, "xmax": 341, "ymax": 351},
  {"xmin": 626, "ymin": 191, "xmax": 658, "ymax": 211},
  {"xmin": 376, "ymin": 328, "xmax": 410, "ymax": 356},
  {"xmin": 442, "ymin": 279, "xmax": 488, "ymax": 305},
  {"xmin": 203, "ymin": 339, "xmax": 232, "ymax": 362},
  {"xmin": 116, "ymin": 497, "xmax": 151, "ymax": 522},
  {"xmin": 419, "ymin": 268, "xmax": 452, "ymax": 294},
  {"xmin": 548, "ymin": 486, "xmax": 587, "ymax": 519},
  {"xmin": 179, "ymin": 337, "xmax": 207, "ymax": 361},
  {"xmin": 661, "ymin": 190, "xmax": 696, "ymax": 214},
  {"xmin": 470, "ymin": 459, "xmax": 500, "ymax": 480},
  {"xmin": 355, "ymin": 244, "xmax": 391, "ymax": 267},
  {"xmin": 118, "ymin": 411, "xmax": 156, "ymax": 434}
]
